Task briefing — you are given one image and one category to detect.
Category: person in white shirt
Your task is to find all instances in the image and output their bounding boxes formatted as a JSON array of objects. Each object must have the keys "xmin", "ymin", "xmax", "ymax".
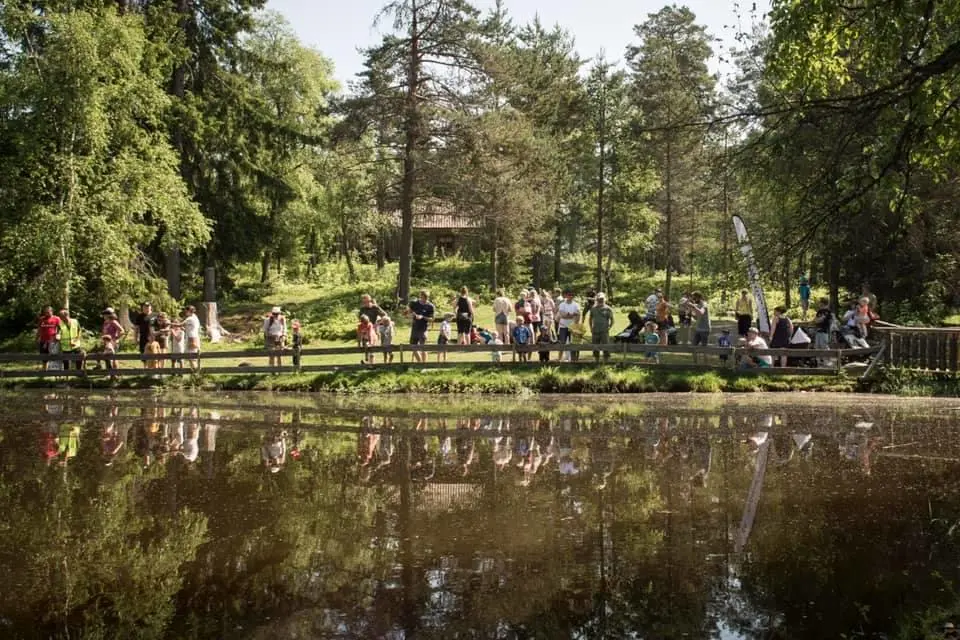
[
  {"xmin": 492, "ymin": 289, "xmax": 514, "ymax": 344},
  {"xmin": 644, "ymin": 289, "xmax": 662, "ymax": 320},
  {"xmin": 740, "ymin": 327, "xmax": 773, "ymax": 368},
  {"xmin": 263, "ymin": 306, "xmax": 287, "ymax": 367},
  {"xmin": 556, "ymin": 290, "xmax": 581, "ymax": 361},
  {"xmin": 180, "ymin": 305, "xmax": 202, "ymax": 371}
]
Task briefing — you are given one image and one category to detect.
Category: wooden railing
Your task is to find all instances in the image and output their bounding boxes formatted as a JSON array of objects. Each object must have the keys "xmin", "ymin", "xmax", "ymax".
[
  {"xmin": 873, "ymin": 327, "xmax": 960, "ymax": 372},
  {"xmin": 0, "ymin": 341, "xmax": 882, "ymax": 379}
]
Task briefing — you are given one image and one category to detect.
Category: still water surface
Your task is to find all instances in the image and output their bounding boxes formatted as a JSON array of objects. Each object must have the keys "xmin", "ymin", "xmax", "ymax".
[{"xmin": 2, "ymin": 391, "xmax": 960, "ymax": 639}]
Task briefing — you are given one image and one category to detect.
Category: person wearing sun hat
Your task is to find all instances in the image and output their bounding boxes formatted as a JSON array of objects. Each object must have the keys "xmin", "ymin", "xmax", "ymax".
[{"xmin": 263, "ymin": 305, "xmax": 287, "ymax": 367}]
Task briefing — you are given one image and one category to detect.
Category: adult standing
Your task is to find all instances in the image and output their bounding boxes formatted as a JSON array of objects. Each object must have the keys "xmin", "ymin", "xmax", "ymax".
[
  {"xmin": 58, "ymin": 309, "xmax": 85, "ymax": 371},
  {"xmin": 181, "ymin": 305, "xmax": 201, "ymax": 371},
  {"xmin": 408, "ymin": 290, "xmax": 435, "ymax": 363},
  {"xmin": 644, "ymin": 289, "xmax": 661, "ymax": 321},
  {"xmin": 655, "ymin": 296, "xmax": 673, "ymax": 345},
  {"xmin": 735, "ymin": 289, "xmax": 753, "ymax": 337},
  {"xmin": 587, "ymin": 292, "xmax": 615, "ymax": 362},
  {"xmin": 557, "ymin": 290, "xmax": 581, "ymax": 362},
  {"xmin": 798, "ymin": 276, "xmax": 812, "ymax": 321},
  {"xmin": 686, "ymin": 292, "xmax": 711, "ymax": 363},
  {"xmin": 769, "ymin": 306, "xmax": 793, "ymax": 367},
  {"xmin": 527, "ymin": 290, "xmax": 543, "ymax": 337},
  {"xmin": 540, "ymin": 289, "xmax": 557, "ymax": 337},
  {"xmin": 36, "ymin": 306, "xmax": 61, "ymax": 370},
  {"xmin": 492, "ymin": 289, "xmax": 513, "ymax": 344},
  {"xmin": 359, "ymin": 294, "xmax": 385, "ymax": 326},
  {"xmin": 263, "ymin": 306, "xmax": 286, "ymax": 367},
  {"xmin": 133, "ymin": 302, "xmax": 158, "ymax": 356},
  {"xmin": 454, "ymin": 287, "xmax": 475, "ymax": 345}
]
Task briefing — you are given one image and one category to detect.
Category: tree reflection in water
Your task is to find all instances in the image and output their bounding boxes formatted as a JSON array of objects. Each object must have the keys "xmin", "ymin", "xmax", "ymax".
[{"xmin": 0, "ymin": 394, "xmax": 958, "ymax": 638}]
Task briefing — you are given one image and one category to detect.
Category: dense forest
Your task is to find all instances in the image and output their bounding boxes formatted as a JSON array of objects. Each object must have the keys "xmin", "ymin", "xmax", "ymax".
[{"xmin": 1, "ymin": 0, "xmax": 958, "ymax": 331}]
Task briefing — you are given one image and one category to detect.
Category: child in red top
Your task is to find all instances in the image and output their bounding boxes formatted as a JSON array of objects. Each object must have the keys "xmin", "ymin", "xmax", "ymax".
[{"xmin": 357, "ymin": 316, "xmax": 377, "ymax": 364}]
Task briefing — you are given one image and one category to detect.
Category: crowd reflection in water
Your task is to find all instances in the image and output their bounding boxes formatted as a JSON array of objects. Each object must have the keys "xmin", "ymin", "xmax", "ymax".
[
  {"xmin": 12, "ymin": 396, "xmax": 960, "ymax": 639},
  {"xmin": 348, "ymin": 409, "xmax": 896, "ymax": 492}
]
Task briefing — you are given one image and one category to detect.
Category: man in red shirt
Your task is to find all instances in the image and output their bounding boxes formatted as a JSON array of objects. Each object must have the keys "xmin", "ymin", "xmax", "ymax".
[{"xmin": 36, "ymin": 307, "xmax": 61, "ymax": 367}]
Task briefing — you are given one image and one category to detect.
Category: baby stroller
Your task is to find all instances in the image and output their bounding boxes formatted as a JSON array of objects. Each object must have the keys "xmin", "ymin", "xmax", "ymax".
[{"xmin": 614, "ymin": 311, "xmax": 644, "ymax": 343}]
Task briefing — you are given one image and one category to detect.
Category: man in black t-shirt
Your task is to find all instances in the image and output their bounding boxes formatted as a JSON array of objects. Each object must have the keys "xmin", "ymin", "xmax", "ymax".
[
  {"xmin": 133, "ymin": 302, "xmax": 159, "ymax": 355},
  {"xmin": 813, "ymin": 297, "xmax": 834, "ymax": 350},
  {"xmin": 407, "ymin": 290, "xmax": 435, "ymax": 363}
]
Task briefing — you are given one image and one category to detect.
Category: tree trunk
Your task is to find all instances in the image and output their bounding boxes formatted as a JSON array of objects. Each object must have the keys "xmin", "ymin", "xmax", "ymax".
[
  {"xmin": 166, "ymin": 0, "xmax": 190, "ymax": 301},
  {"xmin": 663, "ymin": 136, "xmax": 674, "ymax": 300},
  {"xmin": 596, "ymin": 77, "xmax": 606, "ymax": 294},
  {"xmin": 260, "ymin": 251, "xmax": 270, "ymax": 284},
  {"xmin": 490, "ymin": 223, "xmax": 500, "ymax": 292},
  {"xmin": 397, "ymin": 6, "xmax": 421, "ymax": 305},
  {"xmin": 553, "ymin": 214, "xmax": 562, "ymax": 287},
  {"xmin": 828, "ymin": 248, "xmax": 840, "ymax": 311},
  {"xmin": 532, "ymin": 252, "xmax": 542, "ymax": 290}
]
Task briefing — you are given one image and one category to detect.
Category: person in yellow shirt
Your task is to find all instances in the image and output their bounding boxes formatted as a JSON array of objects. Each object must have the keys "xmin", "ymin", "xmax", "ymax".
[
  {"xmin": 58, "ymin": 309, "xmax": 86, "ymax": 370},
  {"xmin": 735, "ymin": 290, "xmax": 753, "ymax": 337}
]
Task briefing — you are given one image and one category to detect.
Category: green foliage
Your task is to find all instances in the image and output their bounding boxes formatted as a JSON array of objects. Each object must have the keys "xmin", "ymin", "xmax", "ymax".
[{"xmin": 0, "ymin": 7, "xmax": 208, "ymax": 319}]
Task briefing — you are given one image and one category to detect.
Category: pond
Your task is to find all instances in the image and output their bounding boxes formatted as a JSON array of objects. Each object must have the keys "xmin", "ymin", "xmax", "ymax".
[{"xmin": 1, "ymin": 391, "xmax": 959, "ymax": 639}]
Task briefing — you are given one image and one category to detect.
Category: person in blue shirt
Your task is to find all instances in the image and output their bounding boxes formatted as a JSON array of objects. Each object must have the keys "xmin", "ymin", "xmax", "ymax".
[
  {"xmin": 799, "ymin": 275, "xmax": 812, "ymax": 321},
  {"xmin": 717, "ymin": 328, "xmax": 732, "ymax": 365},
  {"xmin": 512, "ymin": 316, "xmax": 533, "ymax": 362}
]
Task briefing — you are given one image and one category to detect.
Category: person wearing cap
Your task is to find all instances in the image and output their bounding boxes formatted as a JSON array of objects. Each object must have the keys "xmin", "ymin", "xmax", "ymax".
[
  {"xmin": 133, "ymin": 302, "xmax": 158, "ymax": 357},
  {"xmin": 587, "ymin": 292, "xmax": 615, "ymax": 362},
  {"xmin": 58, "ymin": 309, "xmax": 85, "ymax": 371},
  {"xmin": 263, "ymin": 306, "xmax": 287, "ymax": 367}
]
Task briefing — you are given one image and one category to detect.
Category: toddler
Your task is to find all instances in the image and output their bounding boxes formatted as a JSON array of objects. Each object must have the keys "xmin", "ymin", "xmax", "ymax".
[
  {"xmin": 378, "ymin": 315, "xmax": 394, "ymax": 363},
  {"xmin": 717, "ymin": 329, "xmax": 732, "ymax": 364},
  {"xmin": 537, "ymin": 326, "xmax": 553, "ymax": 363},
  {"xmin": 170, "ymin": 324, "xmax": 185, "ymax": 369},
  {"xmin": 291, "ymin": 320, "xmax": 303, "ymax": 368},
  {"xmin": 357, "ymin": 316, "xmax": 377, "ymax": 364},
  {"xmin": 512, "ymin": 316, "xmax": 532, "ymax": 362},
  {"xmin": 438, "ymin": 312, "xmax": 453, "ymax": 362},
  {"xmin": 643, "ymin": 321, "xmax": 660, "ymax": 362}
]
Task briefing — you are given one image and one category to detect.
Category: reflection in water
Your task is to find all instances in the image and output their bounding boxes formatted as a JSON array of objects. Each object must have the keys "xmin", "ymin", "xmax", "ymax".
[{"xmin": 1, "ymin": 393, "xmax": 960, "ymax": 638}]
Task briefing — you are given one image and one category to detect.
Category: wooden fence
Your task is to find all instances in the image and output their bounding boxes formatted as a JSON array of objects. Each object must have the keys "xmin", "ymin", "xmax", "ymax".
[
  {"xmin": 873, "ymin": 327, "xmax": 960, "ymax": 372},
  {"xmin": 0, "ymin": 341, "xmax": 882, "ymax": 379}
]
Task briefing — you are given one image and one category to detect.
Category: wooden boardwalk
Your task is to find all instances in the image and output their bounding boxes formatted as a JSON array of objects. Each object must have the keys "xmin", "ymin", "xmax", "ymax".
[{"xmin": 0, "ymin": 342, "xmax": 883, "ymax": 380}]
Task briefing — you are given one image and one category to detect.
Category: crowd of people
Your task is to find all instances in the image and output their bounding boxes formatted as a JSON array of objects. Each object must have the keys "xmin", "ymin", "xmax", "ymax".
[
  {"xmin": 34, "ymin": 302, "xmax": 203, "ymax": 372},
  {"xmin": 27, "ymin": 277, "xmax": 880, "ymax": 373}
]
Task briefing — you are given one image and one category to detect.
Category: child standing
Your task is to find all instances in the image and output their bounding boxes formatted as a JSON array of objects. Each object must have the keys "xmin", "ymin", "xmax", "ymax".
[
  {"xmin": 378, "ymin": 316, "xmax": 394, "ymax": 363},
  {"xmin": 438, "ymin": 313, "xmax": 453, "ymax": 363},
  {"xmin": 717, "ymin": 328, "xmax": 732, "ymax": 366},
  {"xmin": 643, "ymin": 321, "xmax": 661, "ymax": 362},
  {"xmin": 537, "ymin": 326, "xmax": 553, "ymax": 363},
  {"xmin": 357, "ymin": 316, "xmax": 377, "ymax": 364},
  {"xmin": 512, "ymin": 316, "xmax": 533, "ymax": 362},
  {"xmin": 291, "ymin": 320, "xmax": 303, "ymax": 368},
  {"xmin": 170, "ymin": 323, "xmax": 185, "ymax": 369},
  {"xmin": 101, "ymin": 334, "xmax": 118, "ymax": 374},
  {"xmin": 568, "ymin": 319, "xmax": 586, "ymax": 362}
]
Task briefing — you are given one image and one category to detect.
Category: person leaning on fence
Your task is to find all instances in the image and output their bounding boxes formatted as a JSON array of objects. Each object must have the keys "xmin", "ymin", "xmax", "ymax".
[
  {"xmin": 36, "ymin": 307, "xmax": 61, "ymax": 370},
  {"xmin": 557, "ymin": 290, "xmax": 581, "ymax": 362},
  {"xmin": 181, "ymin": 305, "xmax": 201, "ymax": 371},
  {"xmin": 264, "ymin": 306, "xmax": 286, "ymax": 367},
  {"xmin": 58, "ymin": 308, "xmax": 85, "ymax": 370},
  {"xmin": 407, "ymin": 290, "xmax": 435, "ymax": 364},
  {"xmin": 588, "ymin": 292, "xmax": 615, "ymax": 362}
]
